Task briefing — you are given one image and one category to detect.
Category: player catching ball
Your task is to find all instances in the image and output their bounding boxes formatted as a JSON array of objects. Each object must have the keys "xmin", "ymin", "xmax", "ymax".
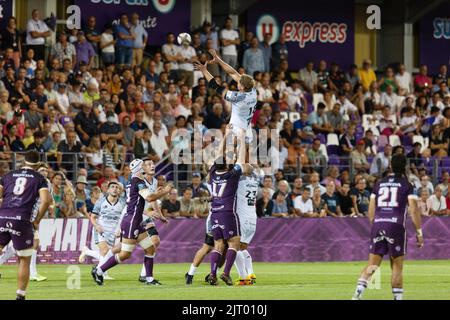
[{"xmin": 352, "ymin": 154, "xmax": 424, "ymax": 300}]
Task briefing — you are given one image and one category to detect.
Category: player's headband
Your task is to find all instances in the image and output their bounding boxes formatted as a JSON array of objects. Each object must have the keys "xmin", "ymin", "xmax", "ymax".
[{"xmin": 24, "ymin": 161, "xmax": 40, "ymax": 166}]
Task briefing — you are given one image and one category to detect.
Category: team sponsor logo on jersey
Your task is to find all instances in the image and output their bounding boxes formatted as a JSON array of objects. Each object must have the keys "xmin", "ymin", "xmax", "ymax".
[
  {"xmin": 374, "ymin": 217, "xmax": 398, "ymax": 223},
  {"xmin": 373, "ymin": 230, "xmax": 394, "ymax": 244},
  {"xmin": 211, "ymin": 223, "xmax": 225, "ymax": 230},
  {"xmin": 0, "ymin": 225, "xmax": 22, "ymax": 236}
]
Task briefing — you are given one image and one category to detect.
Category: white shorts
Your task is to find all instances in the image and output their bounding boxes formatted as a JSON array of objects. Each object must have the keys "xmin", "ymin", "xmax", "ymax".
[
  {"xmin": 231, "ymin": 126, "xmax": 254, "ymax": 144},
  {"xmin": 33, "ymin": 230, "xmax": 39, "ymax": 240},
  {"xmin": 93, "ymin": 229, "xmax": 116, "ymax": 247},
  {"xmin": 238, "ymin": 215, "xmax": 257, "ymax": 244}
]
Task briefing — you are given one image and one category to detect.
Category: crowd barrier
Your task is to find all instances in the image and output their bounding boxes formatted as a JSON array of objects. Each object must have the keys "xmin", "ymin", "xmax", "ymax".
[{"xmin": 3, "ymin": 217, "xmax": 450, "ymax": 264}]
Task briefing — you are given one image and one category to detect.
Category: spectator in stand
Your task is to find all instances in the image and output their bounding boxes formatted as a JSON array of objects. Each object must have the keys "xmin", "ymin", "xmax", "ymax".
[
  {"xmin": 337, "ymin": 182, "xmax": 354, "ymax": 216},
  {"xmin": 190, "ymin": 188, "xmax": 210, "ymax": 218},
  {"xmin": 84, "ymin": 16, "xmax": 101, "ymax": 69},
  {"xmin": 345, "ymin": 64, "xmax": 360, "ymax": 89},
  {"xmin": 74, "ymin": 103, "xmax": 99, "ymax": 145},
  {"xmin": 272, "ymin": 35, "xmax": 288, "ymax": 71},
  {"xmin": 326, "ymin": 103, "xmax": 345, "ymax": 135},
  {"xmin": 130, "ymin": 13, "xmax": 148, "ymax": 68},
  {"xmin": 1, "ymin": 17, "xmax": 21, "ymax": 69},
  {"xmin": 414, "ymin": 64, "xmax": 433, "ymax": 93},
  {"xmin": 162, "ymin": 188, "xmax": 181, "ymax": 218},
  {"xmin": 321, "ymin": 181, "xmax": 341, "ymax": 217},
  {"xmin": 74, "ymin": 32, "xmax": 95, "ymax": 70},
  {"xmin": 115, "ymin": 14, "xmax": 135, "ymax": 67},
  {"xmin": 395, "ymin": 64, "xmax": 412, "ymax": 95},
  {"xmin": 178, "ymin": 36, "xmax": 197, "ymax": 87},
  {"xmin": 308, "ymin": 102, "xmax": 333, "ymax": 135},
  {"xmin": 162, "ymin": 32, "xmax": 181, "ymax": 82},
  {"xmin": 100, "ymin": 23, "xmax": 116, "ymax": 66},
  {"xmin": 285, "ymin": 138, "xmax": 309, "ymax": 172},
  {"xmin": 259, "ymin": 33, "xmax": 272, "ymax": 73},
  {"xmin": 219, "ymin": 17, "xmax": 240, "ymax": 83},
  {"xmin": 256, "ymin": 188, "xmax": 274, "ymax": 217},
  {"xmin": 351, "ymin": 140, "xmax": 370, "ymax": 173},
  {"xmin": 316, "ymin": 60, "xmax": 330, "ymax": 93},
  {"xmin": 437, "ymin": 171, "xmax": 450, "ymax": 197},
  {"xmin": 416, "ymin": 174, "xmax": 434, "ymax": 196},
  {"xmin": 204, "ymin": 103, "xmax": 225, "ymax": 129},
  {"xmin": 427, "ymin": 186, "xmax": 448, "ymax": 216},
  {"xmin": 369, "ymin": 144, "xmax": 392, "ymax": 177},
  {"xmin": 311, "ymin": 186, "xmax": 327, "ymax": 218},
  {"xmin": 26, "ymin": 9, "xmax": 52, "ymax": 61},
  {"xmin": 243, "ymin": 37, "xmax": 265, "ymax": 77},
  {"xmin": 200, "ymin": 21, "xmax": 219, "ymax": 50},
  {"xmin": 430, "ymin": 124, "xmax": 448, "ymax": 158},
  {"xmin": 283, "ymin": 80, "xmax": 307, "ymax": 112},
  {"xmin": 179, "ymin": 188, "xmax": 194, "ymax": 218},
  {"xmin": 306, "ymin": 138, "xmax": 327, "ymax": 170},
  {"xmin": 50, "ymin": 31, "xmax": 76, "ymax": 69},
  {"xmin": 298, "ymin": 61, "xmax": 318, "ymax": 94},
  {"xmin": 187, "ymin": 172, "xmax": 210, "ymax": 198},
  {"xmin": 272, "ymin": 191, "xmax": 290, "ymax": 218},
  {"xmin": 133, "ymin": 129, "xmax": 158, "ymax": 161},
  {"xmin": 380, "ymin": 85, "xmax": 400, "ymax": 114},
  {"xmin": 358, "ymin": 59, "xmax": 377, "ymax": 92},
  {"xmin": 294, "ymin": 187, "xmax": 315, "ymax": 218},
  {"xmin": 417, "ymin": 188, "xmax": 430, "ymax": 216},
  {"xmin": 57, "ymin": 130, "xmax": 86, "ymax": 178},
  {"xmin": 350, "ymin": 178, "xmax": 370, "ymax": 216}
]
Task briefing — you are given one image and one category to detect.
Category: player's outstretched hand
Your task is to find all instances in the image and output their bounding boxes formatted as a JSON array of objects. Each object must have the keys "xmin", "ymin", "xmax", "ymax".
[
  {"xmin": 194, "ymin": 62, "xmax": 207, "ymax": 72},
  {"xmin": 209, "ymin": 49, "xmax": 219, "ymax": 59},
  {"xmin": 416, "ymin": 235, "xmax": 424, "ymax": 249}
]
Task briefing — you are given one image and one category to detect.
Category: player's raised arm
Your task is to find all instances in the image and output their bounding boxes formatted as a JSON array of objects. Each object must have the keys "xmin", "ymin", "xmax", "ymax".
[
  {"xmin": 209, "ymin": 49, "xmax": 241, "ymax": 83},
  {"xmin": 195, "ymin": 61, "xmax": 228, "ymax": 99}
]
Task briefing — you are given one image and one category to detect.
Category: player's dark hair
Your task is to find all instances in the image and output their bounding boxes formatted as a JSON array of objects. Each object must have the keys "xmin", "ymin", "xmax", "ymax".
[
  {"xmin": 391, "ymin": 154, "xmax": 407, "ymax": 177},
  {"xmin": 24, "ymin": 150, "xmax": 40, "ymax": 166},
  {"xmin": 214, "ymin": 157, "xmax": 227, "ymax": 171}
]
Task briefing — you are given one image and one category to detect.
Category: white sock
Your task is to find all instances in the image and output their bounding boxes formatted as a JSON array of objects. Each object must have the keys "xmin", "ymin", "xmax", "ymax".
[
  {"xmin": 354, "ymin": 278, "xmax": 368, "ymax": 299},
  {"xmin": 242, "ymin": 250, "xmax": 254, "ymax": 275},
  {"xmin": 140, "ymin": 263, "xmax": 146, "ymax": 277},
  {"xmin": 393, "ymin": 288, "xmax": 404, "ymax": 300},
  {"xmin": 85, "ymin": 248, "xmax": 101, "ymax": 260},
  {"xmin": 234, "ymin": 251, "xmax": 248, "ymax": 279},
  {"xmin": 0, "ymin": 245, "xmax": 16, "ymax": 264},
  {"xmin": 188, "ymin": 264, "xmax": 197, "ymax": 276},
  {"xmin": 30, "ymin": 250, "xmax": 38, "ymax": 278}
]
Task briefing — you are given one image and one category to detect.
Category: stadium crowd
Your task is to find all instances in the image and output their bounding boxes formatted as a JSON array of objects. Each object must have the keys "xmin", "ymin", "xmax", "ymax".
[{"xmin": 0, "ymin": 11, "xmax": 449, "ymax": 219}]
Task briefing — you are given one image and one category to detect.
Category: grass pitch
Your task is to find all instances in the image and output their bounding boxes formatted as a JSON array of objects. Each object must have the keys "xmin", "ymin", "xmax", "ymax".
[{"xmin": 1, "ymin": 260, "xmax": 450, "ymax": 300}]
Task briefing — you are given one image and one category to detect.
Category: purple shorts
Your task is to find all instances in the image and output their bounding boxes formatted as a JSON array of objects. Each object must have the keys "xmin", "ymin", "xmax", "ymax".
[
  {"xmin": 0, "ymin": 219, "xmax": 34, "ymax": 251},
  {"xmin": 120, "ymin": 214, "xmax": 146, "ymax": 240},
  {"xmin": 210, "ymin": 211, "xmax": 240, "ymax": 241},
  {"xmin": 369, "ymin": 223, "xmax": 406, "ymax": 257}
]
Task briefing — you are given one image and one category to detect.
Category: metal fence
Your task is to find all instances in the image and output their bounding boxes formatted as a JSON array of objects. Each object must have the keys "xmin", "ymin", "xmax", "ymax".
[{"xmin": 1, "ymin": 152, "xmax": 446, "ymax": 186}]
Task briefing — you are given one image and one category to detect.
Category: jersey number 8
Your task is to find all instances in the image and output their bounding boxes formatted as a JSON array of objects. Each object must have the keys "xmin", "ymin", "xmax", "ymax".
[{"xmin": 13, "ymin": 177, "xmax": 27, "ymax": 196}]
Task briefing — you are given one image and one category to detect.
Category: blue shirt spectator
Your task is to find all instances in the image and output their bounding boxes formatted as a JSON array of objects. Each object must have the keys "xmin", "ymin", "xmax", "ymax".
[
  {"xmin": 243, "ymin": 37, "xmax": 265, "ymax": 77},
  {"xmin": 115, "ymin": 21, "xmax": 134, "ymax": 48},
  {"xmin": 259, "ymin": 34, "xmax": 273, "ymax": 72},
  {"xmin": 74, "ymin": 32, "xmax": 95, "ymax": 67}
]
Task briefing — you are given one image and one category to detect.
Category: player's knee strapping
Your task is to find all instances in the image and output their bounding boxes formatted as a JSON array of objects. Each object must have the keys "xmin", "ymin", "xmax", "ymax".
[
  {"xmin": 16, "ymin": 249, "xmax": 33, "ymax": 257},
  {"xmin": 121, "ymin": 243, "xmax": 136, "ymax": 252},
  {"xmin": 139, "ymin": 237, "xmax": 153, "ymax": 250}
]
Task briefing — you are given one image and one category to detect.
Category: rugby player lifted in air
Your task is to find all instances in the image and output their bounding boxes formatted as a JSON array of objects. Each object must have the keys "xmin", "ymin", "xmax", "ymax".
[
  {"xmin": 0, "ymin": 151, "xmax": 52, "ymax": 300},
  {"xmin": 91, "ymin": 158, "xmax": 171, "ymax": 286},
  {"xmin": 194, "ymin": 49, "xmax": 257, "ymax": 144},
  {"xmin": 352, "ymin": 154, "xmax": 424, "ymax": 300}
]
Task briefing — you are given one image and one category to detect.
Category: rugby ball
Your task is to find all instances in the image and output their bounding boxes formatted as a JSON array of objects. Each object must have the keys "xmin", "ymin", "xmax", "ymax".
[{"xmin": 177, "ymin": 32, "xmax": 192, "ymax": 45}]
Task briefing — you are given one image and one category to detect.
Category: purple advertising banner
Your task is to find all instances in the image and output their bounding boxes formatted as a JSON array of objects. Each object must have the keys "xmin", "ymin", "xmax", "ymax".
[
  {"xmin": 419, "ymin": 2, "xmax": 450, "ymax": 74},
  {"xmin": 0, "ymin": 0, "xmax": 14, "ymax": 30},
  {"xmin": 4, "ymin": 217, "xmax": 450, "ymax": 265},
  {"xmin": 74, "ymin": 0, "xmax": 191, "ymax": 45},
  {"xmin": 246, "ymin": 0, "xmax": 355, "ymax": 71}
]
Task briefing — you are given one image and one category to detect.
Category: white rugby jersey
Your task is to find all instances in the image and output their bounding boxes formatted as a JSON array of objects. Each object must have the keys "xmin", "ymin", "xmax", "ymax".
[
  {"xmin": 143, "ymin": 176, "xmax": 158, "ymax": 220},
  {"xmin": 92, "ymin": 195, "xmax": 126, "ymax": 233},
  {"xmin": 226, "ymin": 88, "xmax": 258, "ymax": 130},
  {"xmin": 236, "ymin": 173, "xmax": 259, "ymax": 218}
]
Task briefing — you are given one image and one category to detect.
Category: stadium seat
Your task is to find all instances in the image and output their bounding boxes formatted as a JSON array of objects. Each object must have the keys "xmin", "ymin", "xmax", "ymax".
[
  {"xmin": 328, "ymin": 155, "xmax": 340, "ymax": 166},
  {"xmin": 413, "ymin": 135, "xmax": 427, "ymax": 153},
  {"xmin": 280, "ymin": 112, "xmax": 288, "ymax": 122},
  {"xmin": 319, "ymin": 144, "xmax": 329, "ymax": 162},
  {"xmin": 317, "ymin": 133, "xmax": 326, "ymax": 144},
  {"xmin": 389, "ymin": 135, "xmax": 401, "ymax": 147},
  {"xmin": 289, "ymin": 112, "xmax": 300, "ymax": 123},
  {"xmin": 312, "ymin": 93, "xmax": 323, "ymax": 111},
  {"xmin": 327, "ymin": 145, "xmax": 339, "ymax": 155},
  {"xmin": 327, "ymin": 133, "xmax": 339, "ymax": 146},
  {"xmin": 390, "ymin": 114, "xmax": 397, "ymax": 125}
]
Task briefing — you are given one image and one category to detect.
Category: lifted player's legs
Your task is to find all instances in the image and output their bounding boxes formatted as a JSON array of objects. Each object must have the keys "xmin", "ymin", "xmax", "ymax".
[
  {"xmin": 209, "ymin": 239, "xmax": 225, "ymax": 285},
  {"xmin": 352, "ymin": 254, "xmax": 383, "ymax": 300},
  {"xmin": 390, "ymin": 255, "xmax": 404, "ymax": 300},
  {"xmin": 141, "ymin": 234, "xmax": 161, "ymax": 285}
]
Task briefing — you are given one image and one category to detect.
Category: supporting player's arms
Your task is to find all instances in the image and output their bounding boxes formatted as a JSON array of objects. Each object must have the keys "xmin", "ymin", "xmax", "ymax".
[
  {"xmin": 150, "ymin": 201, "xmax": 168, "ymax": 224},
  {"xmin": 408, "ymin": 196, "xmax": 424, "ymax": 248},
  {"xmin": 34, "ymin": 188, "xmax": 52, "ymax": 228},
  {"xmin": 139, "ymin": 184, "xmax": 172, "ymax": 203},
  {"xmin": 209, "ymin": 49, "xmax": 241, "ymax": 83}
]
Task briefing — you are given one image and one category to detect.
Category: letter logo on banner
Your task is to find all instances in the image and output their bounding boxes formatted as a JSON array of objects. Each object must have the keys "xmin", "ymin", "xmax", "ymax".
[
  {"xmin": 256, "ymin": 14, "xmax": 280, "ymax": 45},
  {"xmin": 433, "ymin": 18, "xmax": 450, "ymax": 39},
  {"xmin": 366, "ymin": 5, "xmax": 381, "ymax": 30},
  {"xmin": 152, "ymin": 0, "xmax": 176, "ymax": 13}
]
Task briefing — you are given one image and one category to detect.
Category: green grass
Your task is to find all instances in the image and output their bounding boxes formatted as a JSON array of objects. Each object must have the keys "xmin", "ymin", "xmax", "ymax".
[{"xmin": 1, "ymin": 260, "xmax": 450, "ymax": 300}]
